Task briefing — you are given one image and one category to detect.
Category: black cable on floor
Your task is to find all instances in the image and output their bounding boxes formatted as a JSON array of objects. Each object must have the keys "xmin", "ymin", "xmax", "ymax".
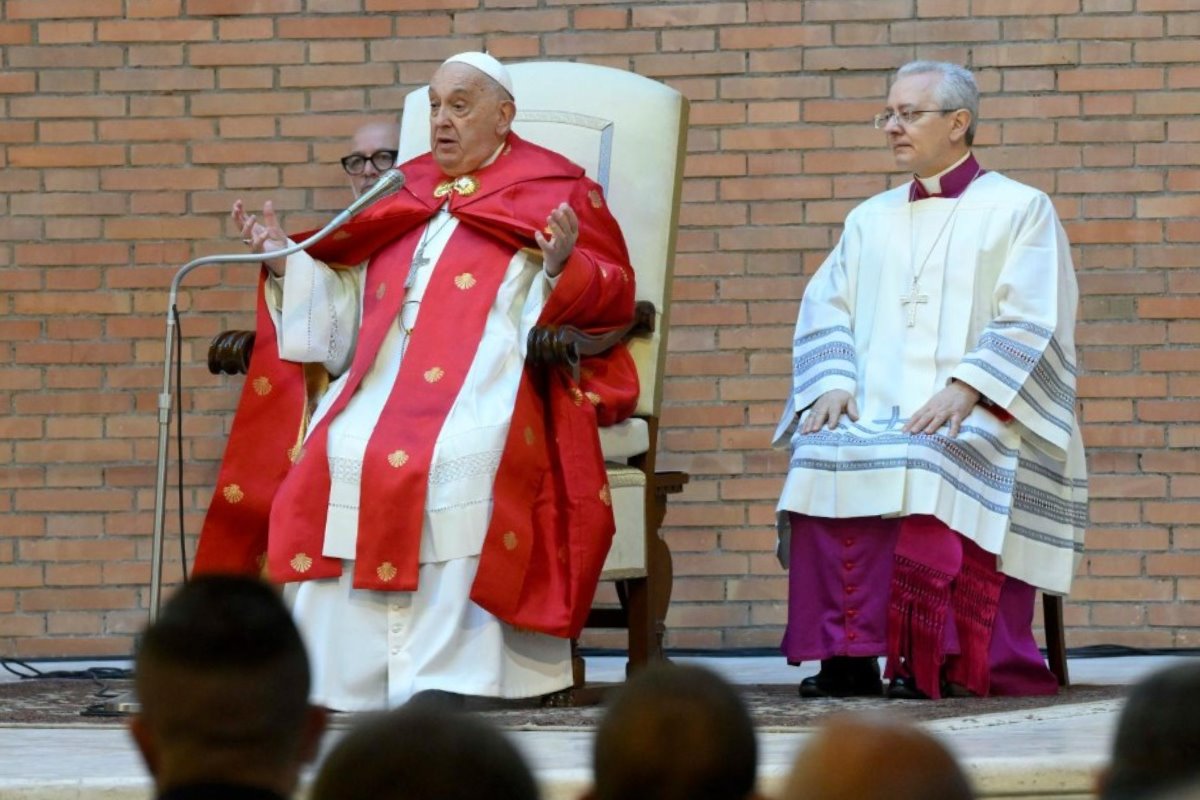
[
  {"xmin": 0, "ymin": 658, "xmax": 134, "ymax": 719},
  {"xmin": 0, "ymin": 657, "xmax": 133, "ymax": 681}
]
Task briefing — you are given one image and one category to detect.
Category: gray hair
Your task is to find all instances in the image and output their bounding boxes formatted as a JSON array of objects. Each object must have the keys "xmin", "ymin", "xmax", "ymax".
[{"xmin": 895, "ymin": 61, "xmax": 979, "ymax": 145}]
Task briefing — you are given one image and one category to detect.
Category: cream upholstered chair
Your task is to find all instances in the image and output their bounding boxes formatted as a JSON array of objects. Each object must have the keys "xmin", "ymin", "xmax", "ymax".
[{"xmin": 398, "ymin": 61, "xmax": 689, "ymax": 693}]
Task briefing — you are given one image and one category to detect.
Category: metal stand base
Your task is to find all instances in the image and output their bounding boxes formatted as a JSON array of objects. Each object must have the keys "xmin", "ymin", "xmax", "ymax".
[{"xmin": 100, "ymin": 690, "xmax": 141, "ymax": 715}]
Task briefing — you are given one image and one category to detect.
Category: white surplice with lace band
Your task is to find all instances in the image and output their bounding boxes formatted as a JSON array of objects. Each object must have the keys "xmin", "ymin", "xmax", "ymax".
[{"xmin": 774, "ymin": 169, "xmax": 1087, "ymax": 598}]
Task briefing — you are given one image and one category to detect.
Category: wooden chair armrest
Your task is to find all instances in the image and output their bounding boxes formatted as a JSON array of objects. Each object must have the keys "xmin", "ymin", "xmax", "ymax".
[
  {"xmin": 212, "ymin": 300, "xmax": 655, "ymax": 377},
  {"xmin": 526, "ymin": 300, "xmax": 656, "ymax": 371},
  {"xmin": 651, "ymin": 471, "xmax": 688, "ymax": 497},
  {"xmin": 209, "ymin": 330, "xmax": 256, "ymax": 376}
]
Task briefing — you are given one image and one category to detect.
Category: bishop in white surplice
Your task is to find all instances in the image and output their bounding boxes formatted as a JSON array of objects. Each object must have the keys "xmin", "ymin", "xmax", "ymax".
[
  {"xmin": 775, "ymin": 168, "xmax": 1087, "ymax": 592},
  {"xmin": 776, "ymin": 61, "xmax": 1087, "ymax": 701}
]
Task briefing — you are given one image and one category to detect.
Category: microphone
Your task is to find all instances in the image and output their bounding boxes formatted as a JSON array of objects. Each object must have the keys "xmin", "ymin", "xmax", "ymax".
[{"xmin": 330, "ymin": 168, "xmax": 406, "ymax": 227}]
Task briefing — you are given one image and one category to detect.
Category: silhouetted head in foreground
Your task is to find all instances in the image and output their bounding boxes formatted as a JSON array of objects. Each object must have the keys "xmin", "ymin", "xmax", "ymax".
[
  {"xmin": 587, "ymin": 663, "xmax": 760, "ymax": 800},
  {"xmin": 781, "ymin": 712, "xmax": 974, "ymax": 800},
  {"xmin": 1098, "ymin": 660, "xmax": 1200, "ymax": 800},
  {"xmin": 311, "ymin": 703, "xmax": 539, "ymax": 800},
  {"xmin": 131, "ymin": 575, "xmax": 325, "ymax": 797}
]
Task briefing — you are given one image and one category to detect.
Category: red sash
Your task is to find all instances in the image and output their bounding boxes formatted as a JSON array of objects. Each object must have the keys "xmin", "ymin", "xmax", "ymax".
[{"xmin": 884, "ymin": 515, "xmax": 1003, "ymax": 698}]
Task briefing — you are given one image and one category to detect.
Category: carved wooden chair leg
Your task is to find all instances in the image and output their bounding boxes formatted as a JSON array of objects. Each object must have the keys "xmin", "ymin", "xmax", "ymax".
[
  {"xmin": 1043, "ymin": 593, "xmax": 1069, "ymax": 687},
  {"xmin": 616, "ymin": 577, "xmax": 653, "ymax": 677},
  {"xmin": 645, "ymin": 531, "xmax": 673, "ymax": 662}
]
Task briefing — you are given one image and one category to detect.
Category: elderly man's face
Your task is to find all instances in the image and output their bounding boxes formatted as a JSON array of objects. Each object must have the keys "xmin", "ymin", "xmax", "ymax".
[
  {"xmin": 883, "ymin": 71, "xmax": 969, "ymax": 178},
  {"xmin": 428, "ymin": 63, "xmax": 514, "ymax": 177}
]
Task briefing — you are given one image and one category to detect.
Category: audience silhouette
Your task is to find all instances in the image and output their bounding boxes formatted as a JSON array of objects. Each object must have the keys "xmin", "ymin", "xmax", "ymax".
[
  {"xmin": 585, "ymin": 663, "xmax": 762, "ymax": 800},
  {"xmin": 129, "ymin": 575, "xmax": 326, "ymax": 800}
]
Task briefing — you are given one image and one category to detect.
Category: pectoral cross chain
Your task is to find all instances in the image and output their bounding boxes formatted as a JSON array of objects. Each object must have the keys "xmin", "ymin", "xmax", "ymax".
[
  {"xmin": 405, "ymin": 211, "xmax": 454, "ymax": 289},
  {"xmin": 900, "ymin": 280, "xmax": 928, "ymax": 327}
]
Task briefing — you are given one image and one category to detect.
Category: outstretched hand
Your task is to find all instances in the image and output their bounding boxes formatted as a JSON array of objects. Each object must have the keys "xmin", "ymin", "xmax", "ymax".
[
  {"xmin": 232, "ymin": 199, "xmax": 288, "ymax": 277},
  {"xmin": 535, "ymin": 202, "xmax": 578, "ymax": 277}
]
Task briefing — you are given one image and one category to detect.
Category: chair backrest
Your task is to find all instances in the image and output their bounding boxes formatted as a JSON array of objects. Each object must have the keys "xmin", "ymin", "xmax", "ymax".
[{"xmin": 397, "ymin": 61, "xmax": 689, "ymax": 418}]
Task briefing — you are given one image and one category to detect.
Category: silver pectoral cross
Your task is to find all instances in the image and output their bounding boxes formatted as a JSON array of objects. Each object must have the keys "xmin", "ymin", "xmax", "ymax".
[
  {"xmin": 900, "ymin": 280, "xmax": 928, "ymax": 327},
  {"xmin": 405, "ymin": 252, "xmax": 430, "ymax": 290}
]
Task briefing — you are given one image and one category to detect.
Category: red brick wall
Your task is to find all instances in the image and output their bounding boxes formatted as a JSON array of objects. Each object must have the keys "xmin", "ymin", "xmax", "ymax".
[{"xmin": 2, "ymin": 1, "xmax": 1198, "ymax": 657}]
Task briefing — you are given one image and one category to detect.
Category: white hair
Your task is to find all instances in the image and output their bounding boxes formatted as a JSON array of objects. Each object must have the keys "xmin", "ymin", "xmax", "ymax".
[{"xmin": 895, "ymin": 61, "xmax": 979, "ymax": 145}]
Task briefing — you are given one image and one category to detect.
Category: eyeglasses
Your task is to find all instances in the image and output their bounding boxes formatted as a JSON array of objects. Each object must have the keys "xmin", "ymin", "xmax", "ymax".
[
  {"xmin": 340, "ymin": 150, "xmax": 398, "ymax": 175},
  {"xmin": 873, "ymin": 109, "xmax": 956, "ymax": 129}
]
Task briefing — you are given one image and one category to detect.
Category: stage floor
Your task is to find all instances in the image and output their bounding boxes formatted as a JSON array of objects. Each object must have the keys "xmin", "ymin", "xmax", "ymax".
[{"xmin": 0, "ymin": 654, "xmax": 1190, "ymax": 800}]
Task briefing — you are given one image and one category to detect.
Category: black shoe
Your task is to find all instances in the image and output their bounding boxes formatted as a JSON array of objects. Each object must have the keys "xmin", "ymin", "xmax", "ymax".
[
  {"xmin": 407, "ymin": 689, "xmax": 467, "ymax": 711},
  {"xmin": 799, "ymin": 656, "xmax": 883, "ymax": 698},
  {"xmin": 886, "ymin": 675, "xmax": 930, "ymax": 700}
]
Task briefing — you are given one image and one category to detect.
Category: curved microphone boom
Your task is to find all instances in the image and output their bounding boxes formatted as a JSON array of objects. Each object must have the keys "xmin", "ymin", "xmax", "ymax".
[
  {"xmin": 148, "ymin": 167, "xmax": 406, "ymax": 621},
  {"xmin": 327, "ymin": 167, "xmax": 407, "ymax": 229}
]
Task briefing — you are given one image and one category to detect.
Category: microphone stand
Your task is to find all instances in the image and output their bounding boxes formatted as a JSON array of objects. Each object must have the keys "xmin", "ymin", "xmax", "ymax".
[
  {"xmin": 147, "ymin": 169, "xmax": 406, "ymax": 623},
  {"xmin": 99, "ymin": 170, "xmax": 404, "ymax": 716}
]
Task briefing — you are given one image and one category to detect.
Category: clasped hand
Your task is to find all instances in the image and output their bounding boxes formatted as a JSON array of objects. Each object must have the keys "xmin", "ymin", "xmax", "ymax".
[{"xmin": 801, "ymin": 381, "xmax": 982, "ymax": 437}]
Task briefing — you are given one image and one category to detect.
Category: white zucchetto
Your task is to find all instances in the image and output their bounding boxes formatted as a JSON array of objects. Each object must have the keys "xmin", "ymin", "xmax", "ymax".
[{"xmin": 441, "ymin": 51, "xmax": 514, "ymax": 99}]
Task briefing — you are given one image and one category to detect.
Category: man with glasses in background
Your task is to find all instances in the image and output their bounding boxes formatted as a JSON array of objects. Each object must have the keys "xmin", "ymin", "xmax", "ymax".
[
  {"xmin": 775, "ymin": 61, "xmax": 1087, "ymax": 700},
  {"xmin": 341, "ymin": 121, "xmax": 399, "ymax": 199}
]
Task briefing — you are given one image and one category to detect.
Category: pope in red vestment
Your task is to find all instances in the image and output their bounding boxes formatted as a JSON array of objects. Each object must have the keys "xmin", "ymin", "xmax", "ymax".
[{"xmin": 193, "ymin": 53, "xmax": 637, "ymax": 707}]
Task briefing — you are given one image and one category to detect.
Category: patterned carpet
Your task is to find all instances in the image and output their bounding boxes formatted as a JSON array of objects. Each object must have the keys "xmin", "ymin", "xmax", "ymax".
[{"xmin": 0, "ymin": 678, "xmax": 1126, "ymax": 730}]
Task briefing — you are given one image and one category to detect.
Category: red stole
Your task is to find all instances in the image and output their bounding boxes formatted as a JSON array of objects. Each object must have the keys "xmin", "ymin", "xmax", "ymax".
[
  {"xmin": 195, "ymin": 134, "xmax": 637, "ymax": 639},
  {"xmin": 884, "ymin": 515, "xmax": 1004, "ymax": 699}
]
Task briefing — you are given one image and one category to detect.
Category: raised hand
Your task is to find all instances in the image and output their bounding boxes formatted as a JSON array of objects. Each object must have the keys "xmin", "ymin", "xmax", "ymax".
[
  {"xmin": 232, "ymin": 199, "xmax": 288, "ymax": 277},
  {"xmin": 535, "ymin": 202, "xmax": 579, "ymax": 277}
]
